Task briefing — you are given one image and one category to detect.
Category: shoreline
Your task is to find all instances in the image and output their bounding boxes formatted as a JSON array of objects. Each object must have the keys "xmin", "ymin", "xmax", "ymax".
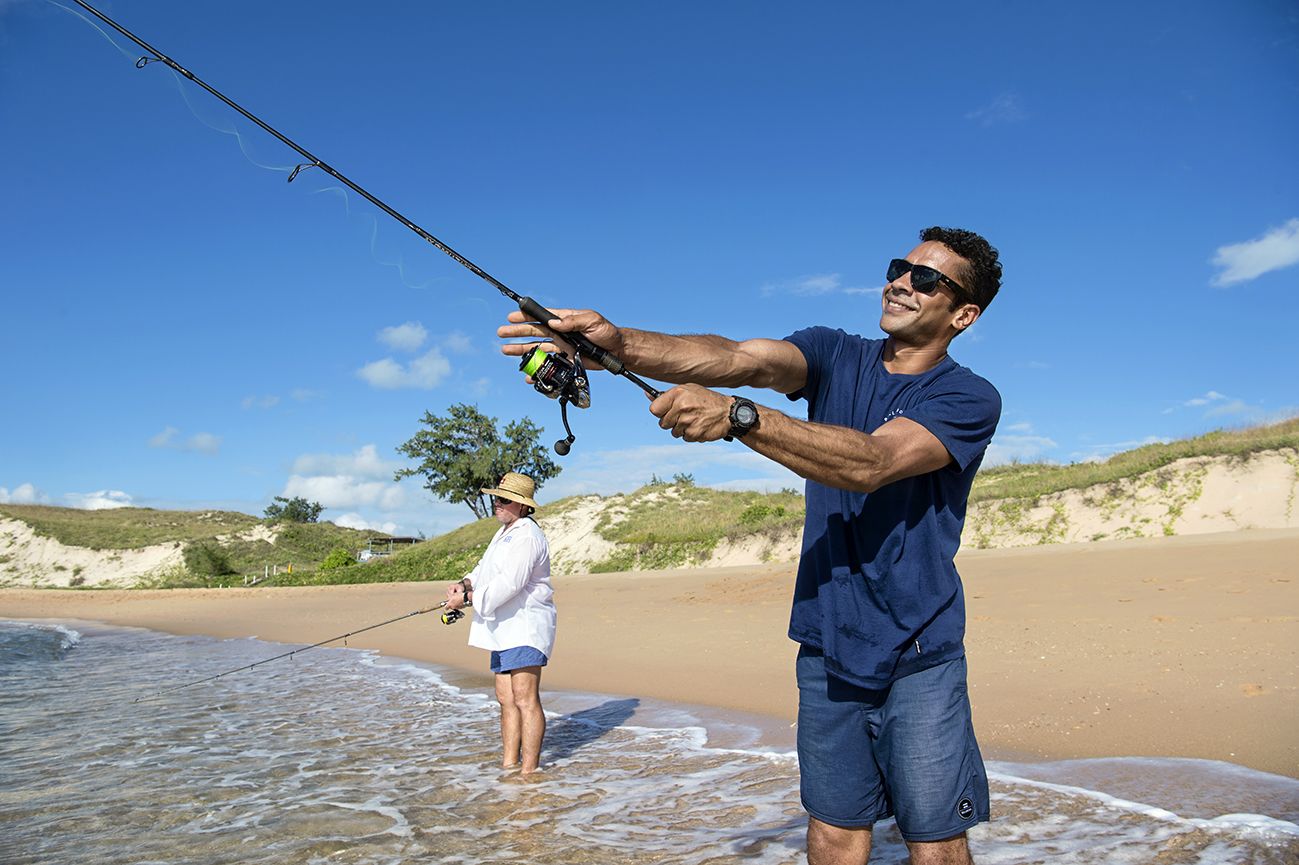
[{"xmin": 3, "ymin": 528, "xmax": 1296, "ymax": 778}]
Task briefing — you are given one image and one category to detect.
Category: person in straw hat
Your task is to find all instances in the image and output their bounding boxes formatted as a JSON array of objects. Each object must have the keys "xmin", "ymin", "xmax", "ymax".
[{"xmin": 444, "ymin": 471, "xmax": 556, "ymax": 775}]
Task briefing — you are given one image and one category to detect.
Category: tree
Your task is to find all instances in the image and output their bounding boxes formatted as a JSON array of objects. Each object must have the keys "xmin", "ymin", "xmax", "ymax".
[
  {"xmin": 394, "ymin": 403, "xmax": 561, "ymax": 519},
  {"xmin": 264, "ymin": 495, "xmax": 324, "ymax": 523}
]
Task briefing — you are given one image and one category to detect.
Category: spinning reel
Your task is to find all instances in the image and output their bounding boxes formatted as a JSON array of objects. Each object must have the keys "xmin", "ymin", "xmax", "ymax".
[
  {"xmin": 519, "ymin": 346, "xmax": 591, "ymax": 455},
  {"xmin": 441, "ymin": 608, "xmax": 465, "ymax": 626}
]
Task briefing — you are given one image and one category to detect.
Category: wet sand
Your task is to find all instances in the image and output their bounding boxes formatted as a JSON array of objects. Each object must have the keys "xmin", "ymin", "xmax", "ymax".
[{"xmin": 2, "ymin": 528, "xmax": 1295, "ymax": 778}]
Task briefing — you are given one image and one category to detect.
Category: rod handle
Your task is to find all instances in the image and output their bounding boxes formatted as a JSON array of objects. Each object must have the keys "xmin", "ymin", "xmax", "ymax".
[{"xmin": 518, "ymin": 296, "xmax": 625, "ymax": 375}]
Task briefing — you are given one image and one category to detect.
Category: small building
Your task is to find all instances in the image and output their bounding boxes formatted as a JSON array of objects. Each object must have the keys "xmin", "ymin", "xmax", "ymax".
[{"xmin": 358, "ymin": 537, "xmax": 420, "ymax": 561}]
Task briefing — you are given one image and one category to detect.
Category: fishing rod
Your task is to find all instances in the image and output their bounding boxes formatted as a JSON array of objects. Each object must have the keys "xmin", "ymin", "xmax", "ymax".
[
  {"xmin": 70, "ymin": 0, "xmax": 662, "ymax": 456},
  {"xmin": 135, "ymin": 600, "xmax": 463, "ymax": 703}
]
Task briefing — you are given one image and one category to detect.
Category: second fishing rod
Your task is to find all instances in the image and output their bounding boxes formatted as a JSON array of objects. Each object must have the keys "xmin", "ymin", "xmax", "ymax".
[
  {"xmin": 136, "ymin": 599, "xmax": 471, "ymax": 703},
  {"xmin": 71, "ymin": 0, "xmax": 662, "ymax": 455}
]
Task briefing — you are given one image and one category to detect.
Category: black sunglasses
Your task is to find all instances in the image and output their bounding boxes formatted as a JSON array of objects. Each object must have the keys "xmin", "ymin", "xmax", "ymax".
[{"xmin": 886, "ymin": 258, "xmax": 967, "ymax": 299}]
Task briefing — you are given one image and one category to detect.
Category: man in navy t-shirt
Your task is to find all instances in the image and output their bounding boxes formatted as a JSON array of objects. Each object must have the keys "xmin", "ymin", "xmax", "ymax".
[{"xmin": 500, "ymin": 226, "xmax": 1003, "ymax": 865}]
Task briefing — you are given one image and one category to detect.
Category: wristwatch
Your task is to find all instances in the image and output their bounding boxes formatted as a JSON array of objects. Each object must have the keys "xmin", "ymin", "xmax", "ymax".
[{"xmin": 724, "ymin": 396, "xmax": 760, "ymax": 441}]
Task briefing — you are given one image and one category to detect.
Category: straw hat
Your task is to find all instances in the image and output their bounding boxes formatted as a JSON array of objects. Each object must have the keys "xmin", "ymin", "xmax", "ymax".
[{"xmin": 481, "ymin": 472, "xmax": 539, "ymax": 509}]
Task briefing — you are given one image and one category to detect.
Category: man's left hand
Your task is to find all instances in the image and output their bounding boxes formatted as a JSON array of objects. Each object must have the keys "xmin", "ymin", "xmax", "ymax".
[
  {"xmin": 649, "ymin": 384, "xmax": 733, "ymax": 442},
  {"xmin": 444, "ymin": 584, "xmax": 466, "ymax": 611}
]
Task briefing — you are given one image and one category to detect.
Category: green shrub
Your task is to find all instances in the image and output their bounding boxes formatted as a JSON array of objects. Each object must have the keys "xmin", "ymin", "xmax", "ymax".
[
  {"xmin": 739, "ymin": 504, "xmax": 787, "ymax": 525},
  {"xmin": 182, "ymin": 541, "xmax": 235, "ymax": 578},
  {"xmin": 319, "ymin": 546, "xmax": 357, "ymax": 571}
]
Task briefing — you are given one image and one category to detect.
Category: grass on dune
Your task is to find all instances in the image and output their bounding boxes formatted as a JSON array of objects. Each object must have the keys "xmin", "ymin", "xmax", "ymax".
[
  {"xmin": 5, "ymin": 417, "xmax": 1295, "ymax": 588},
  {"xmin": 0, "ymin": 505, "xmax": 260, "ymax": 550},
  {"xmin": 971, "ymin": 416, "xmax": 1299, "ymax": 503},
  {"xmin": 585, "ymin": 482, "xmax": 805, "ymax": 573}
]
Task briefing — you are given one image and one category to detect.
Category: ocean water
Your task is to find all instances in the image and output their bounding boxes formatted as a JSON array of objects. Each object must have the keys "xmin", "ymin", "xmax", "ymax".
[{"xmin": 2, "ymin": 619, "xmax": 1296, "ymax": 865}]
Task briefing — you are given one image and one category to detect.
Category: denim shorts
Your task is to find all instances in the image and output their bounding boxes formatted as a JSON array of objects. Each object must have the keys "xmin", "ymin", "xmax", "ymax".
[
  {"xmin": 796, "ymin": 646, "xmax": 989, "ymax": 842},
  {"xmin": 489, "ymin": 646, "xmax": 548, "ymax": 674}
]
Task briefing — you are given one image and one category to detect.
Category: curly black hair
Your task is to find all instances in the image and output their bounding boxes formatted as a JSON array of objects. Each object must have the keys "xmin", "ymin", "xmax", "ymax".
[{"xmin": 919, "ymin": 226, "xmax": 1001, "ymax": 313}]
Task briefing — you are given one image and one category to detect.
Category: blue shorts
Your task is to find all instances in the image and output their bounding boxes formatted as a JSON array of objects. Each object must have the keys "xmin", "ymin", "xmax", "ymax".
[
  {"xmin": 796, "ymin": 647, "xmax": 989, "ymax": 842},
  {"xmin": 489, "ymin": 646, "xmax": 548, "ymax": 674}
]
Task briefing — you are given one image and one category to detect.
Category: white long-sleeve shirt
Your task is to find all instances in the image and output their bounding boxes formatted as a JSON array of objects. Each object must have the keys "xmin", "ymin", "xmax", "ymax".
[{"xmin": 465, "ymin": 517, "xmax": 556, "ymax": 657}]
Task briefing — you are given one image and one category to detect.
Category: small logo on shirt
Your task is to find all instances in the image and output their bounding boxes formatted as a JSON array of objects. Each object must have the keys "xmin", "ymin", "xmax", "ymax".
[
  {"xmin": 957, "ymin": 797, "xmax": 974, "ymax": 821},
  {"xmin": 884, "ymin": 407, "xmax": 905, "ymax": 422}
]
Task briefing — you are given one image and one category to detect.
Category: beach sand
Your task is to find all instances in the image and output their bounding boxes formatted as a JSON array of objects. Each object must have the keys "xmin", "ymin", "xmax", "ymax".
[{"xmin": 2, "ymin": 528, "xmax": 1295, "ymax": 779}]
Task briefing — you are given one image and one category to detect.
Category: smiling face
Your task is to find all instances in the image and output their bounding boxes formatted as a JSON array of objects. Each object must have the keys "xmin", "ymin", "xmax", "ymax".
[{"xmin": 879, "ymin": 241, "xmax": 981, "ymax": 345}]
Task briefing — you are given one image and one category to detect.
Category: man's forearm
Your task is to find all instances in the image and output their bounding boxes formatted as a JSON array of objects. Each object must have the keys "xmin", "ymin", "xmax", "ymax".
[
  {"xmin": 739, "ymin": 408, "xmax": 950, "ymax": 494},
  {"xmin": 741, "ymin": 409, "xmax": 892, "ymax": 492},
  {"xmin": 618, "ymin": 329, "xmax": 762, "ymax": 388},
  {"xmin": 618, "ymin": 330, "xmax": 806, "ymax": 393}
]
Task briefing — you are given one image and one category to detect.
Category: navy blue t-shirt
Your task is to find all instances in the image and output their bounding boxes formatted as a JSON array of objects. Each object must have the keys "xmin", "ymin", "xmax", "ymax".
[{"xmin": 784, "ymin": 326, "xmax": 1001, "ymax": 688}]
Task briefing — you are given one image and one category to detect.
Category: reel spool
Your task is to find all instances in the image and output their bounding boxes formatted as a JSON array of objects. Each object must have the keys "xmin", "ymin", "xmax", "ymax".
[
  {"xmin": 441, "ymin": 609, "xmax": 465, "ymax": 626},
  {"xmin": 519, "ymin": 347, "xmax": 590, "ymax": 455}
]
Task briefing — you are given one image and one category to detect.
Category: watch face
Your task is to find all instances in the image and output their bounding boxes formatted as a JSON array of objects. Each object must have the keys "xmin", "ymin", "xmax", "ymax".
[{"xmin": 735, "ymin": 404, "xmax": 757, "ymax": 425}]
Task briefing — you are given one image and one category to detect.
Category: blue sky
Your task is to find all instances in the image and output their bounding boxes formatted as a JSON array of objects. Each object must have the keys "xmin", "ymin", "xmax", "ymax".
[{"xmin": 2, "ymin": 0, "xmax": 1297, "ymax": 537}]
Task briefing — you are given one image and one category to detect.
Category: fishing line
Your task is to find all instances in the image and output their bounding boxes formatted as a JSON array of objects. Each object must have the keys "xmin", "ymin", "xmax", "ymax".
[
  {"xmin": 50, "ymin": 0, "xmax": 443, "ymax": 293},
  {"xmin": 67, "ymin": 0, "xmax": 664, "ymax": 454},
  {"xmin": 45, "ymin": 0, "xmax": 139, "ymax": 63},
  {"xmin": 134, "ymin": 601, "xmax": 453, "ymax": 703}
]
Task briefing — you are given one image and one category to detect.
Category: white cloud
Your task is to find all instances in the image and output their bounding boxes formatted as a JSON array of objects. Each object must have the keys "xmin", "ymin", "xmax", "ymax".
[
  {"xmin": 1204, "ymin": 398, "xmax": 1258, "ymax": 420},
  {"xmin": 283, "ymin": 475, "xmax": 407, "ymax": 511},
  {"xmin": 965, "ymin": 92, "xmax": 1026, "ymax": 127},
  {"xmin": 334, "ymin": 512, "xmax": 400, "ymax": 534},
  {"xmin": 983, "ymin": 434, "xmax": 1058, "ymax": 467},
  {"xmin": 0, "ymin": 482, "xmax": 46, "ymax": 504},
  {"xmin": 1164, "ymin": 390, "xmax": 1278, "ymax": 422},
  {"xmin": 291, "ymin": 444, "xmax": 398, "ymax": 480},
  {"xmin": 291, "ymin": 388, "xmax": 322, "ymax": 402},
  {"xmin": 1069, "ymin": 436, "xmax": 1169, "ymax": 464},
  {"xmin": 187, "ymin": 433, "xmax": 222, "ymax": 455},
  {"xmin": 65, "ymin": 489, "xmax": 134, "ymax": 510},
  {"xmin": 282, "ymin": 444, "xmax": 408, "ymax": 513},
  {"xmin": 1210, "ymin": 218, "xmax": 1299, "ymax": 286},
  {"xmin": 710, "ymin": 476, "xmax": 805, "ymax": 493},
  {"xmin": 241, "ymin": 395, "xmax": 281, "ymax": 410},
  {"xmin": 761, "ymin": 273, "xmax": 882, "ymax": 298},
  {"xmin": 1164, "ymin": 390, "xmax": 1225, "ymax": 414},
  {"xmin": 356, "ymin": 347, "xmax": 451, "ymax": 389},
  {"xmin": 148, "ymin": 426, "xmax": 221, "ymax": 455},
  {"xmin": 1183, "ymin": 390, "xmax": 1226, "ymax": 407},
  {"xmin": 278, "ymin": 444, "xmax": 481, "ymax": 537},
  {"xmin": 378, "ymin": 321, "xmax": 428, "ymax": 352},
  {"xmin": 443, "ymin": 331, "xmax": 474, "ymax": 354}
]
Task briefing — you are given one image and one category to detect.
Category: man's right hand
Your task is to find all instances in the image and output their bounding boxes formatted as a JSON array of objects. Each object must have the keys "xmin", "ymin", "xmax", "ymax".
[{"xmin": 498, "ymin": 308, "xmax": 627, "ymax": 369}]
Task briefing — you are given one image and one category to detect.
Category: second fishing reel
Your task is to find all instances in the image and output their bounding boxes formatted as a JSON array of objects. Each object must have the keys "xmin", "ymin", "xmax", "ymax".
[{"xmin": 519, "ymin": 346, "xmax": 591, "ymax": 456}]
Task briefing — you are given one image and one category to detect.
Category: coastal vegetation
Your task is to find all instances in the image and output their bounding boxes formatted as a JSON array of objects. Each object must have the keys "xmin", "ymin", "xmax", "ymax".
[
  {"xmin": 1, "ymin": 418, "xmax": 1295, "ymax": 589},
  {"xmin": 584, "ymin": 480, "xmax": 804, "ymax": 573},
  {"xmin": 970, "ymin": 416, "xmax": 1299, "ymax": 502}
]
